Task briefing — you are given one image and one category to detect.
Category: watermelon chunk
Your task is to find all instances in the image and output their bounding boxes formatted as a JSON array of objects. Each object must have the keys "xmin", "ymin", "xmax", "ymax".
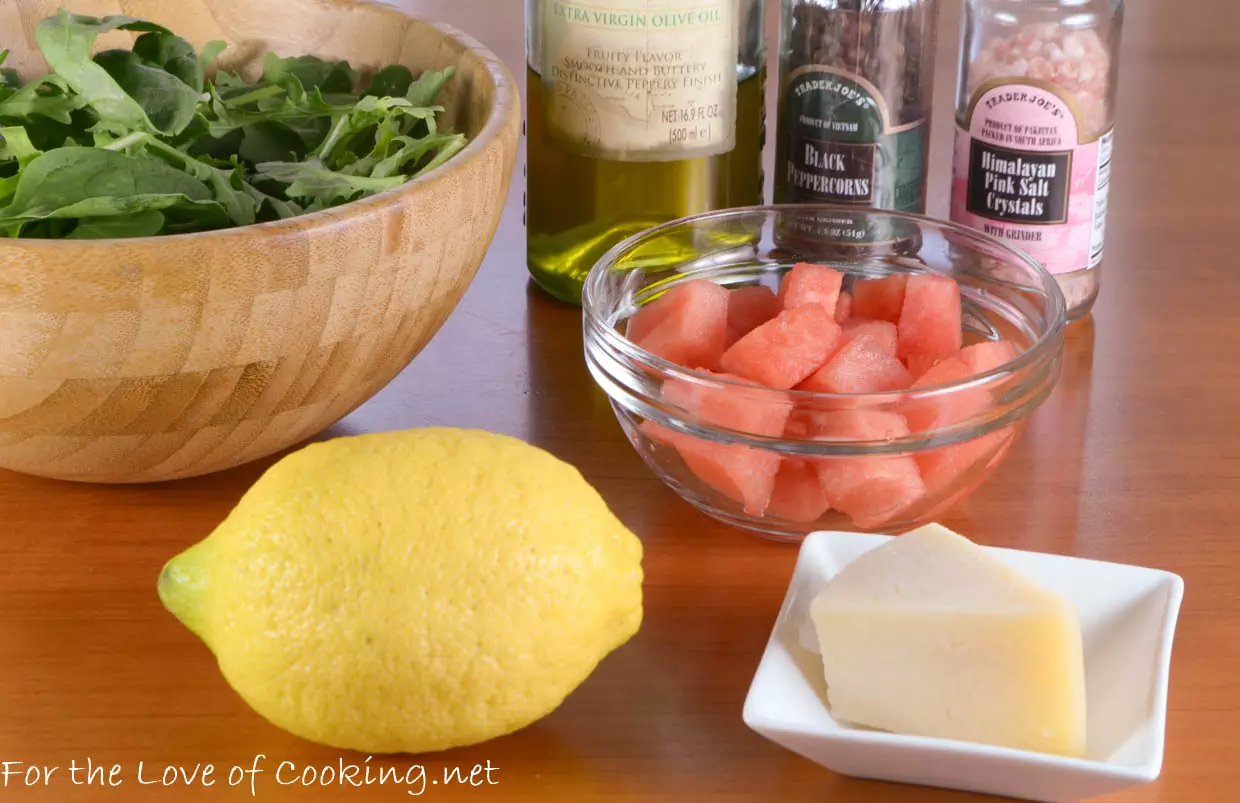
[
  {"xmin": 778, "ymin": 262, "xmax": 845, "ymax": 315},
  {"xmin": 906, "ymin": 353, "xmax": 950, "ymax": 380},
  {"xmin": 798, "ymin": 334, "xmax": 913, "ymax": 394},
  {"xmin": 960, "ymin": 339, "xmax": 1018, "ymax": 375},
  {"xmin": 917, "ymin": 426, "xmax": 1013, "ymax": 506},
  {"xmin": 841, "ymin": 319, "xmax": 899, "ymax": 357},
  {"xmin": 851, "ymin": 274, "xmax": 908, "ymax": 323},
  {"xmin": 720, "ymin": 305, "xmax": 842, "ymax": 389},
  {"xmin": 903, "ymin": 356, "xmax": 992, "ymax": 433},
  {"xmin": 782, "ymin": 408, "xmax": 818, "ymax": 440},
  {"xmin": 661, "ymin": 371, "xmax": 791, "ymax": 437},
  {"xmin": 649, "ymin": 372, "xmax": 790, "ymax": 517},
  {"xmin": 901, "ymin": 349, "xmax": 1006, "ymax": 502},
  {"xmin": 921, "ymin": 427, "xmax": 1017, "ymax": 521},
  {"xmin": 912, "ymin": 355, "xmax": 974, "ymax": 388},
  {"xmin": 803, "ymin": 408, "xmax": 912, "ymax": 443},
  {"xmin": 676, "ymin": 437, "xmax": 782, "ymax": 517},
  {"xmin": 639, "ymin": 420, "xmax": 780, "ymax": 516},
  {"xmin": 834, "ymin": 291, "xmax": 852, "ymax": 324},
  {"xmin": 639, "ymin": 419, "xmax": 677, "ymax": 448},
  {"xmin": 628, "ymin": 279, "xmax": 729, "ymax": 369},
  {"xmin": 767, "ymin": 459, "xmax": 832, "ymax": 523},
  {"xmin": 810, "ymin": 410, "xmax": 926, "ymax": 529},
  {"xmin": 897, "ymin": 274, "xmax": 962, "ymax": 360},
  {"xmin": 726, "ymin": 285, "xmax": 781, "ymax": 347}
]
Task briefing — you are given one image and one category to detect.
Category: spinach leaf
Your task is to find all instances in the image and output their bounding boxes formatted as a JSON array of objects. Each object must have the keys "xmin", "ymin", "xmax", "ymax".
[
  {"xmin": 68, "ymin": 208, "xmax": 165, "ymax": 238},
  {"xmin": 135, "ymin": 136, "xmax": 257, "ymax": 226},
  {"xmin": 239, "ymin": 121, "xmax": 308, "ymax": 164},
  {"xmin": 19, "ymin": 106, "xmax": 98, "ymax": 153},
  {"xmin": 132, "ymin": 30, "xmax": 204, "ymax": 92},
  {"xmin": 159, "ymin": 199, "xmax": 231, "ymax": 233},
  {"xmin": 0, "ymin": 174, "xmax": 18, "ymax": 206},
  {"xmin": 34, "ymin": 11, "xmax": 166, "ymax": 133},
  {"xmin": 0, "ymin": 193, "xmax": 215, "ymax": 237},
  {"xmin": 94, "ymin": 49, "xmax": 201, "ymax": 136},
  {"xmin": 364, "ymin": 65, "xmax": 413, "ymax": 99},
  {"xmin": 262, "ymin": 53, "xmax": 357, "ymax": 94},
  {"xmin": 187, "ymin": 126, "xmax": 244, "ymax": 161},
  {"xmin": 0, "ymin": 147, "xmax": 211, "ymax": 221}
]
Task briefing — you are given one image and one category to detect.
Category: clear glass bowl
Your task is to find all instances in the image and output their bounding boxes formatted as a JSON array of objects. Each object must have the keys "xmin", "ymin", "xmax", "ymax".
[{"xmin": 583, "ymin": 206, "xmax": 1066, "ymax": 541}]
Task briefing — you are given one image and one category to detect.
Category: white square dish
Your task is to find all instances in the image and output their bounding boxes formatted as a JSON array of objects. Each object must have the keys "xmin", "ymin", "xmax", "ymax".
[{"xmin": 742, "ymin": 531, "xmax": 1184, "ymax": 803}]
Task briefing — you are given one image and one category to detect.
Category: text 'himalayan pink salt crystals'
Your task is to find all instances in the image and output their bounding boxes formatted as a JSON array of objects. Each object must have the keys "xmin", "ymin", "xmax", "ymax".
[{"xmin": 951, "ymin": 1, "xmax": 1125, "ymax": 321}]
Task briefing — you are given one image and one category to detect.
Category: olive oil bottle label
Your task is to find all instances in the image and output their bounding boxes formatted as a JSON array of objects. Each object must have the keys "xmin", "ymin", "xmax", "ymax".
[
  {"xmin": 540, "ymin": 0, "xmax": 738, "ymax": 162},
  {"xmin": 779, "ymin": 66, "xmax": 926, "ymax": 211}
]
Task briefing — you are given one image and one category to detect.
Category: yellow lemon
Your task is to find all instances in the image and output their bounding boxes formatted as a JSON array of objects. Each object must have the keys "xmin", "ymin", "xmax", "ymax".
[{"xmin": 158, "ymin": 428, "xmax": 643, "ymax": 754}]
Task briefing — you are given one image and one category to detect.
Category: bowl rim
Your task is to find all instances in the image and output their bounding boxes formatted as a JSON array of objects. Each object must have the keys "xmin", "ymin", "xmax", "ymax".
[
  {"xmin": 0, "ymin": 0, "xmax": 518, "ymax": 248},
  {"xmin": 582, "ymin": 204, "xmax": 1068, "ymax": 405}
]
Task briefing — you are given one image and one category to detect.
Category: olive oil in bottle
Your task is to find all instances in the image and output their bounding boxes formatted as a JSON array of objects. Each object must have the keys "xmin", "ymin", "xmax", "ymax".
[{"xmin": 526, "ymin": 0, "xmax": 766, "ymax": 305}]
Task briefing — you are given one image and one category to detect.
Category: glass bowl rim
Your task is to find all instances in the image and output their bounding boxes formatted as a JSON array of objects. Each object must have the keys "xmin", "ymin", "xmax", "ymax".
[{"xmin": 582, "ymin": 204, "xmax": 1067, "ymax": 404}]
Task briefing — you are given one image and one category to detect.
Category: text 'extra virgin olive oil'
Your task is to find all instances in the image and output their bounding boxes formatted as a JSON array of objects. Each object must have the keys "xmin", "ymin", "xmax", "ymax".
[{"xmin": 526, "ymin": 0, "xmax": 766, "ymax": 305}]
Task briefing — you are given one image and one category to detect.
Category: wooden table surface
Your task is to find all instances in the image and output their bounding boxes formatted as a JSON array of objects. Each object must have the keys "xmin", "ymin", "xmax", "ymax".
[{"xmin": 1, "ymin": 1, "xmax": 1236, "ymax": 801}]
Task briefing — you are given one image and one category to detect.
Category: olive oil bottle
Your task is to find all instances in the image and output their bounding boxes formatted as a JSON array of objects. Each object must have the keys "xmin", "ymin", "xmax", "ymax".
[{"xmin": 526, "ymin": 0, "xmax": 766, "ymax": 305}]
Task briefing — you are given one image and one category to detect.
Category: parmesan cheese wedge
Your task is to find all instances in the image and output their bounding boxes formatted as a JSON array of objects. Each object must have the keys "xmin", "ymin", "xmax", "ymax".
[{"xmin": 810, "ymin": 524, "xmax": 1087, "ymax": 757}]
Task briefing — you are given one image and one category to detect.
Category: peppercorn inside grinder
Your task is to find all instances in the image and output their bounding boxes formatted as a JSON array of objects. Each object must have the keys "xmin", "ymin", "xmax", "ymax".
[{"xmin": 775, "ymin": 0, "xmax": 939, "ymax": 235}]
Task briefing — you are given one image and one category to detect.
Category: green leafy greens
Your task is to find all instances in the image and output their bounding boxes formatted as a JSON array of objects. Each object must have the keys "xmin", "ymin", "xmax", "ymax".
[{"xmin": 0, "ymin": 9, "xmax": 466, "ymax": 239}]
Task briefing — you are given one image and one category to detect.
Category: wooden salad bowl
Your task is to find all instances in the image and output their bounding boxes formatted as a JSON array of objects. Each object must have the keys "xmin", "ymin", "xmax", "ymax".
[{"xmin": 0, "ymin": 0, "xmax": 520, "ymax": 483}]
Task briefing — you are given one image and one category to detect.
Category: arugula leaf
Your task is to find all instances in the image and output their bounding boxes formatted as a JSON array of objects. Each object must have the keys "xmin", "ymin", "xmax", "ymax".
[
  {"xmin": 0, "ymin": 76, "xmax": 87, "ymax": 124},
  {"xmin": 254, "ymin": 160, "xmax": 404, "ymax": 205},
  {"xmin": 405, "ymin": 67, "xmax": 456, "ymax": 108},
  {"xmin": 34, "ymin": 11, "xmax": 166, "ymax": 133},
  {"xmin": 68, "ymin": 208, "xmax": 165, "ymax": 238},
  {"xmin": 262, "ymin": 53, "xmax": 357, "ymax": 94},
  {"xmin": 313, "ymin": 95, "xmax": 436, "ymax": 165},
  {"xmin": 212, "ymin": 70, "xmax": 249, "ymax": 93},
  {"xmin": 203, "ymin": 81, "xmax": 352, "ymax": 139},
  {"xmin": 94, "ymin": 49, "xmax": 201, "ymax": 136},
  {"xmin": 198, "ymin": 41, "xmax": 227, "ymax": 72},
  {"xmin": 0, "ymin": 51, "xmax": 20, "ymax": 96},
  {"xmin": 132, "ymin": 30, "xmax": 205, "ymax": 92},
  {"xmin": 0, "ymin": 127, "xmax": 43, "ymax": 168},
  {"xmin": 372, "ymin": 132, "xmax": 467, "ymax": 179},
  {"xmin": 240, "ymin": 181, "xmax": 302, "ymax": 222}
]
